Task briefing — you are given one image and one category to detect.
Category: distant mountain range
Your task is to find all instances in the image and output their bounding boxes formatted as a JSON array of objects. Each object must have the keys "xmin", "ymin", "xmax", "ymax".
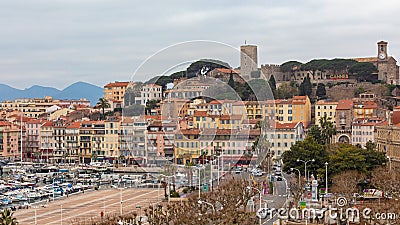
[{"xmin": 0, "ymin": 82, "xmax": 103, "ymax": 106}]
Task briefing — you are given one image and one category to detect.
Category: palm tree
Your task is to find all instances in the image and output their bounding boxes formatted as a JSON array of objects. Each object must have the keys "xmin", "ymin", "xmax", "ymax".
[
  {"xmin": 319, "ymin": 114, "xmax": 336, "ymax": 145},
  {"xmin": 96, "ymin": 98, "xmax": 111, "ymax": 120},
  {"xmin": 0, "ymin": 208, "xmax": 18, "ymax": 225}
]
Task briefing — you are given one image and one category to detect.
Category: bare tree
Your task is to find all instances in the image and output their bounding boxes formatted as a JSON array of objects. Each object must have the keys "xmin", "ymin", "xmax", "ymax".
[{"xmin": 330, "ymin": 170, "xmax": 366, "ymax": 199}]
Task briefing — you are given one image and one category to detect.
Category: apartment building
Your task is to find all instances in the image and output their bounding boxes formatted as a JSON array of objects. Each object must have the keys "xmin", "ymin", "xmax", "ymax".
[
  {"xmin": 65, "ymin": 122, "xmax": 81, "ymax": 163},
  {"xmin": 292, "ymin": 96, "xmax": 311, "ymax": 128},
  {"xmin": 352, "ymin": 118, "xmax": 384, "ymax": 148},
  {"xmin": 147, "ymin": 120, "xmax": 176, "ymax": 165},
  {"xmin": 315, "ymin": 100, "xmax": 338, "ymax": 126},
  {"xmin": 0, "ymin": 121, "xmax": 22, "ymax": 158},
  {"xmin": 1, "ymin": 96, "xmax": 59, "ymax": 118},
  {"xmin": 135, "ymin": 84, "xmax": 162, "ymax": 106},
  {"xmin": 40, "ymin": 121, "xmax": 54, "ymax": 163},
  {"xmin": 264, "ymin": 122, "xmax": 305, "ymax": 159},
  {"xmin": 104, "ymin": 118, "xmax": 119, "ymax": 161},
  {"xmin": 104, "ymin": 81, "xmax": 130, "ymax": 102},
  {"xmin": 120, "ymin": 116, "xmax": 147, "ymax": 165}
]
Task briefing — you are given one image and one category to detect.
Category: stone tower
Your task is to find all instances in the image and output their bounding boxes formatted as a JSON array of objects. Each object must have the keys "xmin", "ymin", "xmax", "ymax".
[{"xmin": 240, "ymin": 45, "xmax": 258, "ymax": 80}]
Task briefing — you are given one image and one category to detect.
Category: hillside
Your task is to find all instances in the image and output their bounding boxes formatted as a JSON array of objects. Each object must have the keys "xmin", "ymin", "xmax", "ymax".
[{"xmin": 0, "ymin": 82, "xmax": 103, "ymax": 105}]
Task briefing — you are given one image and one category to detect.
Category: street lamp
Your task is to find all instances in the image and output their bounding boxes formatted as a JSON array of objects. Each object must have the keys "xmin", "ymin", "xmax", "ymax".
[
  {"xmin": 120, "ymin": 188, "xmax": 123, "ymax": 216},
  {"xmin": 247, "ymin": 186, "xmax": 262, "ymax": 225},
  {"xmin": 296, "ymin": 159, "xmax": 315, "ymax": 183},
  {"xmin": 290, "ymin": 168, "xmax": 301, "ymax": 189},
  {"xmin": 387, "ymin": 156, "xmax": 392, "ymax": 171},
  {"xmin": 194, "ymin": 165, "xmax": 205, "ymax": 199},
  {"xmin": 159, "ymin": 174, "xmax": 175, "ymax": 204},
  {"xmin": 325, "ymin": 162, "xmax": 329, "ymax": 205}
]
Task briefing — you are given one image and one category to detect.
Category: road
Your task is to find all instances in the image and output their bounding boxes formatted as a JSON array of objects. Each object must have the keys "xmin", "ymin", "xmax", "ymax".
[
  {"xmin": 261, "ymin": 176, "xmax": 289, "ymax": 225},
  {"xmin": 14, "ymin": 188, "xmax": 163, "ymax": 225}
]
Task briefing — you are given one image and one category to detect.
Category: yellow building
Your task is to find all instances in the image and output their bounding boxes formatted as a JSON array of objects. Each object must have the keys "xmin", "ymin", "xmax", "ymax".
[
  {"xmin": 79, "ymin": 121, "xmax": 93, "ymax": 163},
  {"xmin": 174, "ymin": 129, "xmax": 201, "ymax": 164},
  {"xmin": 104, "ymin": 81, "xmax": 130, "ymax": 103},
  {"xmin": 315, "ymin": 100, "xmax": 338, "ymax": 126},
  {"xmin": 193, "ymin": 111, "xmax": 243, "ymax": 130},
  {"xmin": 104, "ymin": 118, "xmax": 120, "ymax": 161},
  {"xmin": 292, "ymin": 96, "xmax": 311, "ymax": 128},
  {"xmin": 274, "ymin": 99, "xmax": 293, "ymax": 123},
  {"xmin": 353, "ymin": 101, "xmax": 378, "ymax": 119},
  {"xmin": 245, "ymin": 101, "xmax": 263, "ymax": 120},
  {"xmin": 264, "ymin": 122, "xmax": 305, "ymax": 159},
  {"xmin": 1, "ymin": 96, "xmax": 59, "ymax": 118}
]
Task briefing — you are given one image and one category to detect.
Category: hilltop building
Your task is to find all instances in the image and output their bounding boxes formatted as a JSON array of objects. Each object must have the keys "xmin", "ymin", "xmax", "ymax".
[
  {"xmin": 240, "ymin": 45, "xmax": 258, "ymax": 80},
  {"xmin": 353, "ymin": 41, "xmax": 399, "ymax": 85}
]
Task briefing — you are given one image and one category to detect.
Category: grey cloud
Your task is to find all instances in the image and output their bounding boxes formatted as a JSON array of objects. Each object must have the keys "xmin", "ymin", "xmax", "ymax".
[{"xmin": 0, "ymin": 0, "xmax": 399, "ymax": 89}]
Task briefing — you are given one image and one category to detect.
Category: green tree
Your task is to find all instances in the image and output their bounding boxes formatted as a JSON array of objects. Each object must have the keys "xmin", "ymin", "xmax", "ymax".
[
  {"xmin": 145, "ymin": 99, "xmax": 159, "ymax": 114},
  {"xmin": 96, "ymin": 98, "xmax": 111, "ymax": 120},
  {"xmin": 280, "ymin": 61, "xmax": 303, "ymax": 73},
  {"xmin": 328, "ymin": 143, "xmax": 386, "ymax": 176},
  {"xmin": 365, "ymin": 140, "xmax": 376, "ymax": 151},
  {"xmin": 299, "ymin": 75, "xmax": 312, "ymax": 97},
  {"xmin": 228, "ymin": 72, "xmax": 235, "ymax": 88},
  {"xmin": 268, "ymin": 75, "xmax": 276, "ymax": 93},
  {"xmin": 306, "ymin": 125, "xmax": 323, "ymax": 144},
  {"xmin": 186, "ymin": 59, "xmax": 231, "ymax": 78},
  {"xmin": 319, "ymin": 114, "xmax": 336, "ymax": 145},
  {"xmin": 354, "ymin": 85, "xmax": 365, "ymax": 97},
  {"xmin": 316, "ymin": 83, "xmax": 327, "ymax": 99},
  {"xmin": 0, "ymin": 209, "xmax": 18, "ymax": 225},
  {"xmin": 275, "ymin": 82, "xmax": 298, "ymax": 99},
  {"xmin": 282, "ymin": 136, "xmax": 329, "ymax": 177},
  {"xmin": 349, "ymin": 62, "xmax": 378, "ymax": 82}
]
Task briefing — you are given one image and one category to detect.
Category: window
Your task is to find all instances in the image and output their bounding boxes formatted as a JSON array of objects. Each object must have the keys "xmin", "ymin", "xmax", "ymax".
[
  {"xmin": 277, "ymin": 134, "xmax": 281, "ymax": 139},
  {"xmin": 288, "ymin": 110, "xmax": 292, "ymax": 114},
  {"xmin": 288, "ymin": 116, "xmax": 293, "ymax": 121}
]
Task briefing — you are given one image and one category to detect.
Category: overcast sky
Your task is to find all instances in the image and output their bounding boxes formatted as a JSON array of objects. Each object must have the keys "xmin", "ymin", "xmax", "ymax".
[{"xmin": 1, "ymin": 0, "xmax": 400, "ymax": 89}]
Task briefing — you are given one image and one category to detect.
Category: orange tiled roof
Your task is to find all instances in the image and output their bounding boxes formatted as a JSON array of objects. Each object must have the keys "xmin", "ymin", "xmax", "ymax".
[
  {"xmin": 393, "ymin": 111, "xmax": 400, "ymax": 125},
  {"xmin": 316, "ymin": 100, "xmax": 338, "ymax": 105},
  {"xmin": 193, "ymin": 111, "xmax": 208, "ymax": 117},
  {"xmin": 214, "ymin": 68, "xmax": 239, "ymax": 74},
  {"xmin": 66, "ymin": 122, "xmax": 81, "ymax": 129},
  {"xmin": 180, "ymin": 129, "xmax": 201, "ymax": 135},
  {"xmin": 272, "ymin": 122, "xmax": 301, "ymax": 129},
  {"xmin": 336, "ymin": 99, "xmax": 354, "ymax": 110},
  {"xmin": 209, "ymin": 100, "xmax": 222, "ymax": 105},
  {"xmin": 42, "ymin": 121, "xmax": 53, "ymax": 127},
  {"xmin": 104, "ymin": 81, "xmax": 130, "ymax": 88},
  {"xmin": 0, "ymin": 121, "xmax": 12, "ymax": 126}
]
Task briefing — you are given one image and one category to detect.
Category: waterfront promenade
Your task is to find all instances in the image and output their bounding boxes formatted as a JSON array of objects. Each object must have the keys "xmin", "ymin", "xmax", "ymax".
[{"xmin": 14, "ymin": 188, "xmax": 163, "ymax": 224}]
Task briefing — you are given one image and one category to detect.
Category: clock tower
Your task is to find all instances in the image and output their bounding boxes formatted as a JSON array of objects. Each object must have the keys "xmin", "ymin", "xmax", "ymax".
[{"xmin": 377, "ymin": 41, "xmax": 388, "ymax": 61}]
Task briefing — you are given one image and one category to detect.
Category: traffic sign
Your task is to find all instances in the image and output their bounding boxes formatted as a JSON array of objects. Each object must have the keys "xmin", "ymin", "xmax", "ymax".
[{"xmin": 300, "ymin": 201, "xmax": 306, "ymax": 209}]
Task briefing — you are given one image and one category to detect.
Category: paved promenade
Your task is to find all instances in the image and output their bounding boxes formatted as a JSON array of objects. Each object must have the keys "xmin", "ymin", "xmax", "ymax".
[{"xmin": 14, "ymin": 188, "xmax": 163, "ymax": 225}]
